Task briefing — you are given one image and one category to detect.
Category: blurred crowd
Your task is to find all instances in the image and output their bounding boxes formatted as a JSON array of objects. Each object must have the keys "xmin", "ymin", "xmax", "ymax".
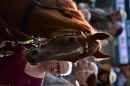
[
  {"xmin": 43, "ymin": 59, "xmax": 130, "ymax": 86},
  {"xmin": 42, "ymin": 0, "xmax": 130, "ymax": 86},
  {"xmin": 78, "ymin": 1, "xmax": 126, "ymax": 38}
]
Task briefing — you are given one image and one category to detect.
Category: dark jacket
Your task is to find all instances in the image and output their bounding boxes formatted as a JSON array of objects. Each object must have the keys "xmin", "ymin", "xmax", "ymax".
[
  {"xmin": 43, "ymin": 72, "xmax": 73, "ymax": 86},
  {"xmin": 81, "ymin": 0, "xmax": 115, "ymax": 8},
  {"xmin": 89, "ymin": 9, "xmax": 114, "ymax": 31}
]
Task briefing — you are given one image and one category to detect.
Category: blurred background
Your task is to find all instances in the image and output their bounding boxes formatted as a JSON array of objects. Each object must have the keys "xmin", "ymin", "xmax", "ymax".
[
  {"xmin": 99, "ymin": 0, "xmax": 130, "ymax": 67},
  {"xmin": 75, "ymin": 0, "xmax": 130, "ymax": 66}
]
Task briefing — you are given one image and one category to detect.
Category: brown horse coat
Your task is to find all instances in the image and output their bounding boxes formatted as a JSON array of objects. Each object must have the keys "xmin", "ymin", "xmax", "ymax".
[{"xmin": 0, "ymin": 0, "xmax": 111, "ymax": 63}]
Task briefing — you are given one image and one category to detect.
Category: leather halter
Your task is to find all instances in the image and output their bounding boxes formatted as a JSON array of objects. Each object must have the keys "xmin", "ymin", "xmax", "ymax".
[{"xmin": 21, "ymin": 0, "xmax": 63, "ymax": 33}]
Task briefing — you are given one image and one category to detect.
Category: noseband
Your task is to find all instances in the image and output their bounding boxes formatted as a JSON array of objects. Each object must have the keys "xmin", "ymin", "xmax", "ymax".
[{"xmin": 21, "ymin": 0, "xmax": 63, "ymax": 33}]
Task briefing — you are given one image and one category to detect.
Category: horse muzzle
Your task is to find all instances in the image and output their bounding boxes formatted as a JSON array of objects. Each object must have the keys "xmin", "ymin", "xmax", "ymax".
[{"xmin": 24, "ymin": 50, "xmax": 39, "ymax": 65}]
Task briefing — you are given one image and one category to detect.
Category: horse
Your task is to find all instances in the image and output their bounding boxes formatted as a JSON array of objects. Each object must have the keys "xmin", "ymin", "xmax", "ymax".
[{"xmin": 0, "ymin": 0, "xmax": 111, "ymax": 64}]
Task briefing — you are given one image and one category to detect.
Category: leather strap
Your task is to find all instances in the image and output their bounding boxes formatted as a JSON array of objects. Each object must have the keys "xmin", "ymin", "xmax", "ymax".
[{"xmin": 21, "ymin": 0, "xmax": 40, "ymax": 33}]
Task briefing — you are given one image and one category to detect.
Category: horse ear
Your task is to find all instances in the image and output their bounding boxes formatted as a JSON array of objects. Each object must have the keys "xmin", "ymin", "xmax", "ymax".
[
  {"xmin": 93, "ymin": 50, "xmax": 111, "ymax": 59},
  {"xmin": 91, "ymin": 33, "xmax": 110, "ymax": 40}
]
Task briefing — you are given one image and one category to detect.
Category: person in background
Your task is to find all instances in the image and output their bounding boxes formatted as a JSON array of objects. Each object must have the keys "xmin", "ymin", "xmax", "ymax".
[
  {"xmin": 76, "ymin": 60, "xmax": 98, "ymax": 75},
  {"xmin": 97, "ymin": 63, "xmax": 117, "ymax": 86},
  {"xmin": 86, "ymin": 60, "xmax": 98, "ymax": 75},
  {"xmin": 88, "ymin": 9, "xmax": 127, "ymax": 37},
  {"xmin": 63, "ymin": 60, "xmax": 98, "ymax": 86},
  {"xmin": 113, "ymin": 65, "xmax": 130, "ymax": 86},
  {"xmin": 41, "ymin": 60, "xmax": 72, "ymax": 76},
  {"xmin": 63, "ymin": 60, "xmax": 98, "ymax": 80},
  {"xmin": 24, "ymin": 60, "xmax": 72, "ymax": 85},
  {"xmin": 106, "ymin": 24, "xmax": 123, "ymax": 38},
  {"xmin": 78, "ymin": 3, "xmax": 126, "ymax": 38},
  {"xmin": 69, "ymin": 69, "xmax": 97, "ymax": 86}
]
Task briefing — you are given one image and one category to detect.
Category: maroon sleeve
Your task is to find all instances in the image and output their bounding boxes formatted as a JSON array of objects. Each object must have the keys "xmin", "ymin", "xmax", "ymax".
[{"xmin": 24, "ymin": 78, "xmax": 44, "ymax": 86}]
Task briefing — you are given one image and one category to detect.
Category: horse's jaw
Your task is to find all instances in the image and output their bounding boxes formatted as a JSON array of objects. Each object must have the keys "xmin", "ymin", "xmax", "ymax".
[
  {"xmin": 24, "ymin": 36, "xmax": 85, "ymax": 65},
  {"xmin": 24, "ymin": 46, "xmax": 84, "ymax": 65}
]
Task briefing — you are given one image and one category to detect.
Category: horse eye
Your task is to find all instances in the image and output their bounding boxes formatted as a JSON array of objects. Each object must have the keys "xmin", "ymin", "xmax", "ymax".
[{"xmin": 68, "ymin": 37, "xmax": 75, "ymax": 42}]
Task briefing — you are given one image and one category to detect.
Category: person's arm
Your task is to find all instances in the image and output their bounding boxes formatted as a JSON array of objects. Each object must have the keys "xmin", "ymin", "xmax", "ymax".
[{"xmin": 89, "ymin": 9, "xmax": 107, "ymax": 23}]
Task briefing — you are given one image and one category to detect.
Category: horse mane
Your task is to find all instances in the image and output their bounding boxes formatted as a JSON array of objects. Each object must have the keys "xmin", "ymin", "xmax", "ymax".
[{"xmin": 58, "ymin": 0, "xmax": 96, "ymax": 34}]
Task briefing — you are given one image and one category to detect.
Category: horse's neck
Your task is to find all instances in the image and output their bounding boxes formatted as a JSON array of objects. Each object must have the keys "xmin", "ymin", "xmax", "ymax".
[
  {"xmin": 0, "ymin": 0, "xmax": 93, "ymax": 39},
  {"xmin": 0, "ymin": 0, "xmax": 31, "ymax": 28},
  {"xmin": 0, "ymin": 0, "xmax": 32, "ymax": 40}
]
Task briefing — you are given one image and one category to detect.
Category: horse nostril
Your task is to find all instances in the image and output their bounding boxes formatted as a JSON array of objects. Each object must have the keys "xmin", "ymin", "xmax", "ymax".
[{"xmin": 30, "ymin": 50, "xmax": 38, "ymax": 56}]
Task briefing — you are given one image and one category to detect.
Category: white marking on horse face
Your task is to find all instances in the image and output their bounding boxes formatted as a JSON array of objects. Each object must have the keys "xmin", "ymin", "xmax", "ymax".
[{"xmin": 52, "ymin": 47, "xmax": 84, "ymax": 57}]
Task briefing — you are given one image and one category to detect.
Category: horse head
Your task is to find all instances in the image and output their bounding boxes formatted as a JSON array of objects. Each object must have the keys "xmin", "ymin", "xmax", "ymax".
[
  {"xmin": 0, "ymin": 0, "xmax": 111, "ymax": 65},
  {"xmin": 24, "ymin": 29, "xmax": 111, "ymax": 65}
]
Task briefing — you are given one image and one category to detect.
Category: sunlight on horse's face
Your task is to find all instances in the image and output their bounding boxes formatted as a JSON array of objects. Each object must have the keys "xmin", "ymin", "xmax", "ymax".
[{"xmin": 24, "ymin": 35, "xmax": 86, "ymax": 65}]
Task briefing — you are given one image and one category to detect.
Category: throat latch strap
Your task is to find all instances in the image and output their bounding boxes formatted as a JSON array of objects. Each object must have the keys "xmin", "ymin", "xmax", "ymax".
[{"xmin": 21, "ymin": 0, "xmax": 40, "ymax": 33}]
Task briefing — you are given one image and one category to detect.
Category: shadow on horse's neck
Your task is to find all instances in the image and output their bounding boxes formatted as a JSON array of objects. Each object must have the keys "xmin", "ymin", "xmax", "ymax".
[
  {"xmin": 0, "ymin": 0, "xmax": 32, "ymax": 40},
  {"xmin": 0, "ymin": 0, "xmax": 94, "ymax": 41}
]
